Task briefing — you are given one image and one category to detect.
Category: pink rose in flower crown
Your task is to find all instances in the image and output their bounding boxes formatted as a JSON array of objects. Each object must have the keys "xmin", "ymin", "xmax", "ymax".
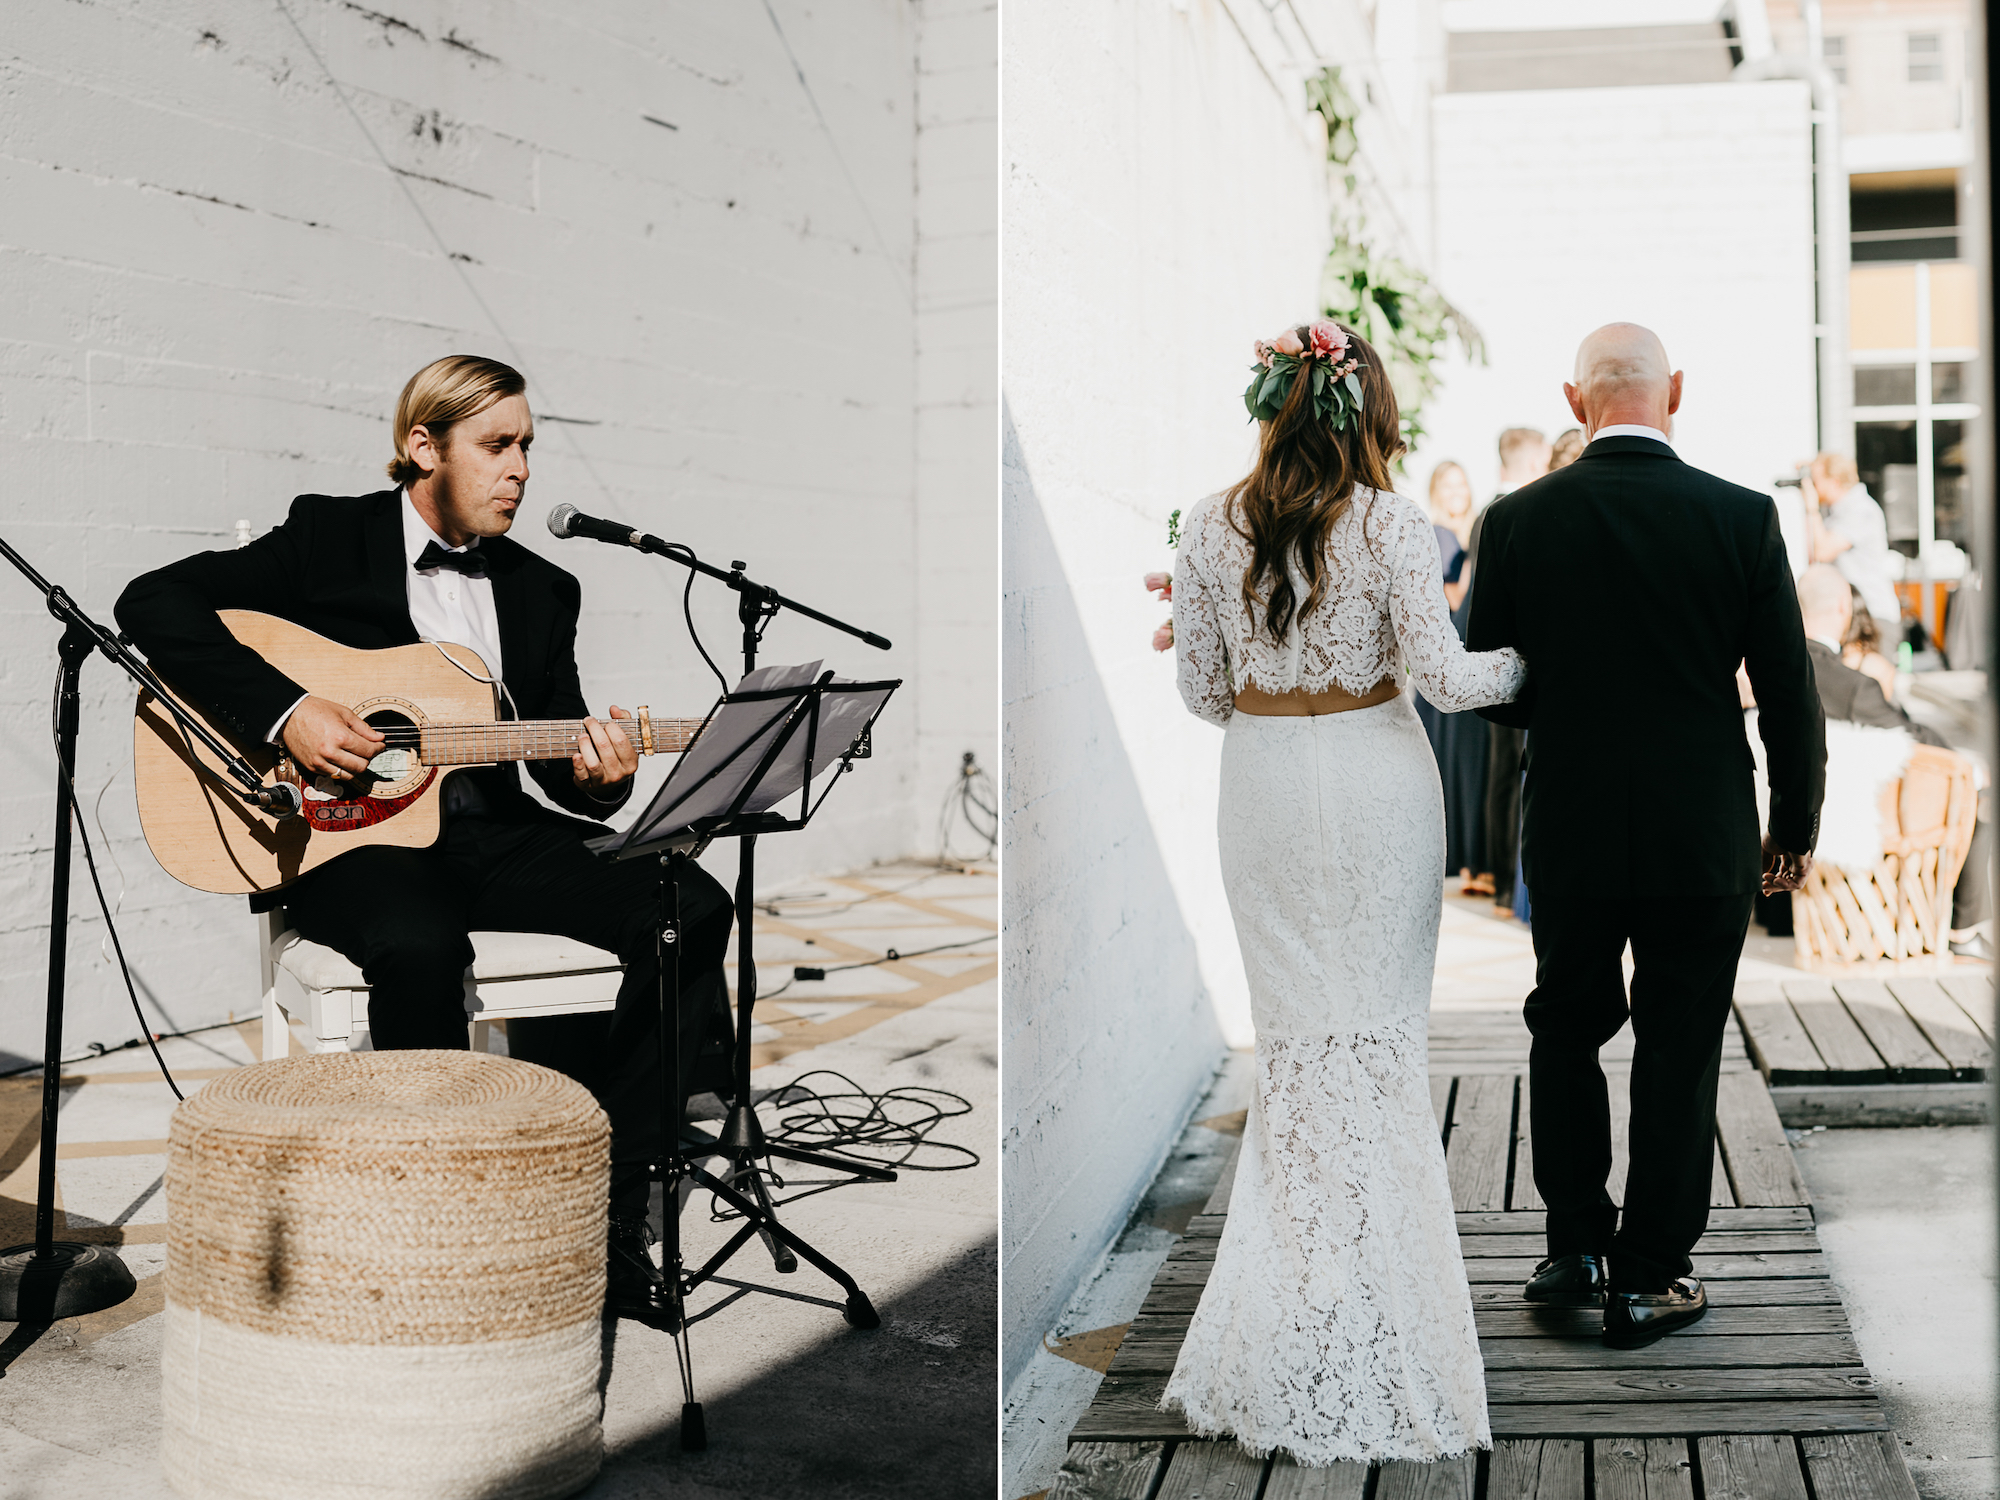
[
  {"xmin": 1307, "ymin": 320, "xmax": 1347, "ymax": 360},
  {"xmin": 1151, "ymin": 619, "xmax": 1175, "ymax": 653},
  {"xmin": 1253, "ymin": 339, "xmax": 1275, "ymax": 369},
  {"xmin": 1143, "ymin": 570, "xmax": 1173, "ymax": 602},
  {"xmin": 1271, "ymin": 329, "xmax": 1305, "ymax": 357}
]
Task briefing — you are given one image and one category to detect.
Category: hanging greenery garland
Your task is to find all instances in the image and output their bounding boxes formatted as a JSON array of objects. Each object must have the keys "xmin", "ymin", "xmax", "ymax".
[{"xmin": 1307, "ymin": 67, "xmax": 1483, "ymax": 451}]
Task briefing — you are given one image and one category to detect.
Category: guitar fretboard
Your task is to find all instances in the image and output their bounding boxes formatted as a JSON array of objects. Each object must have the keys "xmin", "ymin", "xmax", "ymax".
[{"xmin": 412, "ymin": 717, "xmax": 703, "ymax": 766}]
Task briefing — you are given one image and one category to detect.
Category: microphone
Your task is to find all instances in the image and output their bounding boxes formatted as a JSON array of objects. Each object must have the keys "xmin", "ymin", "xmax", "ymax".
[
  {"xmin": 547, "ymin": 504, "xmax": 647, "ymax": 549},
  {"xmin": 248, "ymin": 781, "xmax": 304, "ymax": 819}
]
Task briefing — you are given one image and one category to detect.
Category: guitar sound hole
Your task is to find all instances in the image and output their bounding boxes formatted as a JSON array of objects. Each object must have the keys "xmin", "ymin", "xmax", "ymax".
[{"xmin": 361, "ymin": 708, "xmax": 418, "ymax": 785}]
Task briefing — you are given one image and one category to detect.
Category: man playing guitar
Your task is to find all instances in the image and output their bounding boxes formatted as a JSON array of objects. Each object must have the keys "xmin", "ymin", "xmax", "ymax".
[{"xmin": 116, "ymin": 355, "xmax": 728, "ymax": 1319}]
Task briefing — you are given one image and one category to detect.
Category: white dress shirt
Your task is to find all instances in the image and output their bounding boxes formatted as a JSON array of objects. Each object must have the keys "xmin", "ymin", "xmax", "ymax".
[
  {"xmin": 401, "ymin": 492, "xmax": 506, "ymax": 685},
  {"xmin": 1823, "ymin": 481, "xmax": 1902, "ymax": 628},
  {"xmin": 1591, "ymin": 423, "xmax": 1673, "ymax": 446},
  {"xmin": 266, "ymin": 492, "xmax": 506, "ymax": 743}
]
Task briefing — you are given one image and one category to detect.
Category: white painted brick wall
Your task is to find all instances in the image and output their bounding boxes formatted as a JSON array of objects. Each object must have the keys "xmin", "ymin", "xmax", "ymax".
[
  {"xmin": 1001, "ymin": 0, "xmax": 1438, "ymax": 1389},
  {"xmin": 0, "ymin": 1, "xmax": 994, "ymax": 1067},
  {"xmin": 1413, "ymin": 82, "xmax": 1818, "ymax": 505}
]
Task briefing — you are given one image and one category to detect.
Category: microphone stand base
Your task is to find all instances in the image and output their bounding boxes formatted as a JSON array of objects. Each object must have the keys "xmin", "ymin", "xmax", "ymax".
[{"xmin": 0, "ymin": 1242, "xmax": 137, "ymax": 1323}]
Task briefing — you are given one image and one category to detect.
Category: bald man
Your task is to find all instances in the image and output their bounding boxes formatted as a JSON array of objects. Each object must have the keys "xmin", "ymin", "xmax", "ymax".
[{"xmin": 1466, "ymin": 323, "xmax": 1825, "ymax": 1349}]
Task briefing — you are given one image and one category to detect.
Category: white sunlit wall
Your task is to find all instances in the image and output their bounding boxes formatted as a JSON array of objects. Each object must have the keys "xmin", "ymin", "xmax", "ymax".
[{"xmin": 1413, "ymin": 79, "xmax": 1819, "ymax": 511}]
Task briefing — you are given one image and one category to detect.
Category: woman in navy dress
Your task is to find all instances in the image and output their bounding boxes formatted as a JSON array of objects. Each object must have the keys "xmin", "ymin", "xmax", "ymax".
[{"xmin": 1416, "ymin": 462, "xmax": 1490, "ymax": 893}]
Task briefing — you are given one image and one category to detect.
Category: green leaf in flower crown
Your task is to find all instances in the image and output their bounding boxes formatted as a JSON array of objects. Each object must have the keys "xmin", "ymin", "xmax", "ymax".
[
  {"xmin": 1311, "ymin": 364, "xmax": 1327, "ymax": 396},
  {"xmin": 1344, "ymin": 372, "xmax": 1363, "ymax": 403}
]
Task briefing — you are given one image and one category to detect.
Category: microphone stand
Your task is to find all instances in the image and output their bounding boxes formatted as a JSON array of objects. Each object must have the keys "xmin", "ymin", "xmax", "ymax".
[
  {"xmin": 619, "ymin": 540, "xmax": 893, "ymax": 1450},
  {"xmin": 0, "ymin": 534, "xmax": 294, "ymax": 1323}
]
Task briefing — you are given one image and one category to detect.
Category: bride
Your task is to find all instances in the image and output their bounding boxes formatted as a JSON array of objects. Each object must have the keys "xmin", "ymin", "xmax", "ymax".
[{"xmin": 1162, "ymin": 320, "xmax": 1525, "ymax": 1464}]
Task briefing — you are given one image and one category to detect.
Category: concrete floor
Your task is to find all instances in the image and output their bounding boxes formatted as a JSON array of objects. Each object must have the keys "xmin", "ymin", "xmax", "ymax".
[
  {"xmin": 0, "ymin": 860, "xmax": 996, "ymax": 1500},
  {"xmin": 1791, "ymin": 1124, "xmax": 1997, "ymax": 1500}
]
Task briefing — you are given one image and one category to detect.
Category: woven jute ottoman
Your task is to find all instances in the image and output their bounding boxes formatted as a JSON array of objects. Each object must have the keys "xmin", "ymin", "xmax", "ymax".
[{"xmin": 162, "ymin": 1050, "xmax": 609, "ymax": 1500}]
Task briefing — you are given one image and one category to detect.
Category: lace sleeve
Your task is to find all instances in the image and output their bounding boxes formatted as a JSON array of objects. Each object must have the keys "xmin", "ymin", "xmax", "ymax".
[
  {"xmin": 1387, "ymin": 501, "xmax": 1525, "ymax": 713},
  {"xmin": 1173, "ymin": 506, "xmax": 1235, "ymax": 727}
]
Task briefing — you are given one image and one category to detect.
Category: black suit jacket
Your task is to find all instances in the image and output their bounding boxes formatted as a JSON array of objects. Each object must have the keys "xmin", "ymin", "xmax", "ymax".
[
  {"xmin": 1805, "ymin": 639, "xmax": 1946, "ymax": 747},
  {"xmin": 1466, "ymin": 436, "xmax": 1825, "ymax": 897},
  {"xmin": 115, "ymin": 489, "xmax": 628, "ymax": 824}
]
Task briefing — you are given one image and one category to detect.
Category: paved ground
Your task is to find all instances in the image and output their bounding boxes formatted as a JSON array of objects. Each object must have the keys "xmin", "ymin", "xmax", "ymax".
[
  {"xmin": 0, "ymin": 859, "xmax": 996, "ymax": 1500},
  {"xmin": 1791, "ymin": 1124, "xmax": 1996, "ymax": 1500},
  {"xmin": 1002, "ymin": 886, "xmax": 1997, "ymax": 1500}
]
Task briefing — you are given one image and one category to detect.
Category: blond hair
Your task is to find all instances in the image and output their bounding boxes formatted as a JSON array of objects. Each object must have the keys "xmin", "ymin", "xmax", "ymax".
[
  {"xmin": 387, "ymin": 355, "xmax": 526, "ymax": 486},
  {"xmin": 1813, "ymin": 451, "xmax": 1860, "ymax": 489},
  {"xmin": 1497, "ymin": 427, "xmax": 1546, "ymax": 463}
]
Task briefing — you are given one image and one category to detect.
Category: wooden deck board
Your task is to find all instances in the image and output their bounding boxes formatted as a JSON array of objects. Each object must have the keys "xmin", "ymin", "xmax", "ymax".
[
  {"xmin": 1263, "ymin": 1455, "xmax": 1369, "ymax": 1498},
  {"xmin": 1592, "ymin": 1438, "xmax": 1694, "ymax": 1500},
  {"xmin": 1489, "ymin": 1439, "xmax": 1585, "ymax": 1500},
  {"xmin": 1783, "ymin": 978, "xmax": 1890, "ymax": 1081},
  {"xmin": 1153, "ymin": 1438, "xmax": 1263, "ymax": 1500},
  {"xmin": 1446, "ymin": 1073, "xmax": 1515, "ymax": 1211},
  {"xmin": 1715, "ymin": 1071, "xmax": 1811, "ymax": 1206},
  {"xmin": 1696, "ymin": 1434, "xmax": 1810, "ymax": 1500},
  {"xmin": 1801, "ymin": 1432, "xmax": 1924, "ymax": 1500},
  {"xmin": 1831, "ymin": 978, "xmax": 1956, "ymax": 1080},
  {"xmin": 1734, "ymin": 981, "xmax": 1826, "ymax": 1080},
  {"xmin": 1888, "ymin": 976, "xmax": 1993, "ymax": 1073}
]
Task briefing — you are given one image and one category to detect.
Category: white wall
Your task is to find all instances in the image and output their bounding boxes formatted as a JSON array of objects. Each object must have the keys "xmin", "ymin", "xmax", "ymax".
[
  {"xmin": 0, "ymin": 0, "xmax": 994, "ymax": 1068},
  {"xmin": 917, "ymin": 0, "xmax": 1000, "ymax": 832},
  {"xmin": 1001, "ymin": 0, "xmax": 1436, "ymax": 1390},
  {"xmin": 1413, "ymin": 81, "xmax": 1819, "ymax": 504}
]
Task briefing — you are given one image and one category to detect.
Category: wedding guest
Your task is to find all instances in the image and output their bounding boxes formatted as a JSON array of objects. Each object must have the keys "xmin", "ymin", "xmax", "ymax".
[
  {"xmin": 1803, "ymin": 451, "xmax": 1902, "ymax": 642},
  {"xmin": 1475, "ymin": 427, "xmax": 1551, "ymax": 913},
  {"xmin": 1428, "ymin": 460, "xmax": 1474, "ymax": 611},
  {"xmin": 1419, "ymin": 460, "xmax": 1487, "ymax": 891},
  {"xmin": 1794, "ymin": 566, "xmax": 1989, "ymax": 953},
  {"xmin": 1840, "ymin": 587, "xmax": 1899, "ymax": 704},
  {"xmin": 1549, "ymin": 427, "xmax": 1585, "ymax": 470}
]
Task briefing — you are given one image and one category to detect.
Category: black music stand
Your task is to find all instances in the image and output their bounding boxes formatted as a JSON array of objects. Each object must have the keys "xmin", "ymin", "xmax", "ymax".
[{"xmin": 591, "ymin": 662, "xmax": 899, "ymax": 1449}]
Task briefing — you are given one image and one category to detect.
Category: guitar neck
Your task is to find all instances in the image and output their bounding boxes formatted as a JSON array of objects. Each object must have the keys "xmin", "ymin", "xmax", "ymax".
[{"xmin": 417, "ymin": 715, "xmax": 703, "ymax": 767}]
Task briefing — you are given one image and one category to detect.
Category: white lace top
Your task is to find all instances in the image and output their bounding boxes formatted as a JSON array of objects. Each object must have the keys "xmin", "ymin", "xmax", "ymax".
[{"xmin": 1172, "ymin": 488, "xmax": 1526, "ymax": 724}]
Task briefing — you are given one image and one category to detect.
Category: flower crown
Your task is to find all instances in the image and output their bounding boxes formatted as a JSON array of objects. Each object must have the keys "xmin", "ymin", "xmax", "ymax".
[{"xmin": 1244, "ymin": 319, "xmax": 1366, "ymax": 430}]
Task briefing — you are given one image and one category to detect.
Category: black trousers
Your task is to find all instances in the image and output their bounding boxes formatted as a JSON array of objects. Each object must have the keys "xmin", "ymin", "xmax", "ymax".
[
  {"xmin": 1524, "ymin": 889, "xmax": 1753, "ymax": 1286},
  {"xmin": 286, "ymin": 810, "xmax": 735, "ymax": 1216},
  {"xmin": 1486, "ymin": 726, "xmax": 1524, "ymax": 899}
]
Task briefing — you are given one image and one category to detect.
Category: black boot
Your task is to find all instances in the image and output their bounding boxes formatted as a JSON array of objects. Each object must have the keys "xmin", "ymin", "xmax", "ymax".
[{"xmin": 607, "ymin": 1212, "xmax": 665, "ymax": 1323}]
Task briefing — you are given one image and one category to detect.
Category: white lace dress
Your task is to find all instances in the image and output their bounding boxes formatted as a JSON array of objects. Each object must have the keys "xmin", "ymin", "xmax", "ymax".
[{"xmin": 1164, "ymin": 487, "xmax": 1527, "ymax": 1465}]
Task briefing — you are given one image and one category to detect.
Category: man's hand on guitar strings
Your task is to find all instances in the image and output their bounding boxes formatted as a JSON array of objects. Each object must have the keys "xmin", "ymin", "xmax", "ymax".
[
  {"xmin": 282, "ymin": 695, "xmax": 385, "ymax": 780},
  {"xmin": 573, "ymin": 705, "xmax": 639, "ymax": 796}
]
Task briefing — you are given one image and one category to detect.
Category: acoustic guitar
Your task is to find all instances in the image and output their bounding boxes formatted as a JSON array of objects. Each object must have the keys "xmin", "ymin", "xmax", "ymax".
[{"xmin": 133, "ymin": 610, "xmax": 701, "ymax": 895}]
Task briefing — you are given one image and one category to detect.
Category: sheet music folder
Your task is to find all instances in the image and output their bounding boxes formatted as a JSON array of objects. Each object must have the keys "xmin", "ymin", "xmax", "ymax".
[{"xmin": 589, "ymin": 660, "xmax": 899, "ymax": 862}]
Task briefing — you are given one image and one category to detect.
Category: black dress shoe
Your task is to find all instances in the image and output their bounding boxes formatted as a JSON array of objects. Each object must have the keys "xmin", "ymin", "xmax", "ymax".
[
  {"xmin": 1524, "ymin": 1254, "xmax": 1607, "ymax": 1307},
  {"xmin": 607, "ymin": 1212, "xmax": 666, "ymax": 1322},
  {"xmin": 1603, "ymin": 1276, "xmax": 1708, "ymax": 1348}
]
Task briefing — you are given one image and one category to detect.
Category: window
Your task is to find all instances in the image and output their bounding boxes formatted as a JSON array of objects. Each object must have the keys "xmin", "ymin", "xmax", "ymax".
[
  {"xmin": 1823, "ymin": 35, "xmax": 1846, "ymax": 85},
  {"xmin": 1932, "ymin": 362, "xmax": 1968, "ymax": 403},
  {"xmin": 1858, "ymin": 422, "xmax": 1921, "ymax": 554},
  {"xmin": 1908, "ymin": 33, "xmax": 1943, "ymax": 83},
  {"xmin": 1856, "ymin": 365, "xmax": 1916, "ymax": 406}
]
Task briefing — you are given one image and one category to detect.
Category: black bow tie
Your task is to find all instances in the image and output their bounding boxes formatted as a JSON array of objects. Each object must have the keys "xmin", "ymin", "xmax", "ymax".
[{"xmin": 414, "ymin": 540, "xmax": 488, "ymax": 578}]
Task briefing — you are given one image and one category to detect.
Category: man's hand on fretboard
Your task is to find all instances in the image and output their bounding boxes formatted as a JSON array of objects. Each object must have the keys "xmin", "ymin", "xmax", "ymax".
[{"xmin": 572, "ymin": 706, "xmax": 640, "ymax": 799}]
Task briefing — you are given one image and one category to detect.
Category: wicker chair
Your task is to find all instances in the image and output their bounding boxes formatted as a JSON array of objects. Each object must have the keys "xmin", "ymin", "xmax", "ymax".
[{"xmin": 1793, "ymin": 742, "xmax": 1978, "ymax": 965}]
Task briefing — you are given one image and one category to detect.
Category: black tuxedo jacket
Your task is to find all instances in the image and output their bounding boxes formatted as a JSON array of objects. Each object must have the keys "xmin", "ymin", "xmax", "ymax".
[
  {"xmin": 115, "ymin": 488, "xmax": 628, "ymax": 823},
  {"xmin": 1805, "ymin": 639, "xmax": 1946, "ymax": 746},
  {"xmin": 1466, "ymin": 436, "xmax": 1824, "ymax": 898}
]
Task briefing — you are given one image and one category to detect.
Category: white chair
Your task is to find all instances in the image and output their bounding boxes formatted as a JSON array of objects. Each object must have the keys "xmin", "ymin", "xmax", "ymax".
[{"xmin": 258, "ymin": 909, "xmax": 622, "ymax": 1059}]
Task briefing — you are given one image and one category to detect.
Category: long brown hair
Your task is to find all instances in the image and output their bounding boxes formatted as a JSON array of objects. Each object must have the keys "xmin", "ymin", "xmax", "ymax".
[{"xmin": 1226, "ymin": 325, "xmax": 1402, "ymax": 643}]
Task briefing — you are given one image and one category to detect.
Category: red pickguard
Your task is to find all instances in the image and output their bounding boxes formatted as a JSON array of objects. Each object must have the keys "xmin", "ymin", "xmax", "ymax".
[{"xmin": 300, "ymin": 768, "xmax": 439, "ymax": 833}]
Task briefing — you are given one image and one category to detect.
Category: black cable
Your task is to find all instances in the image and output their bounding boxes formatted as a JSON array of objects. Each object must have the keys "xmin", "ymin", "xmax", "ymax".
[
  {"xmin": 939, "ymin": 752, "xmax": 997, "ymax": 863},
  {"xmin": 683, "ymin": 564, "xmax": 730, "ymax": 696},
  {"xmin": 791, "ymin": 932, "xmax": 994, "ymax": 982},
  {"xmin": 702, "ymin": 1068, "xmax": 977, "ymax": 1221},
  {"xmin": 50, "ymin": 668, "xmax": 182, "ymax": 1100}
]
